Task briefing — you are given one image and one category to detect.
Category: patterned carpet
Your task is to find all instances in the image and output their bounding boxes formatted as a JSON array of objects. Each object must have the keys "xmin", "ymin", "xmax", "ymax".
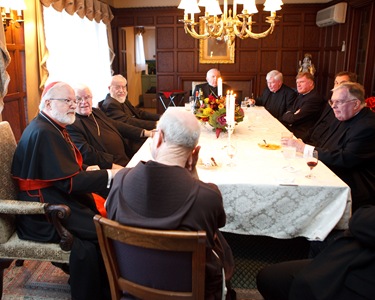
[{"xmin": 2, "ymin": 233, "xmax": 309, "ymax": 300}]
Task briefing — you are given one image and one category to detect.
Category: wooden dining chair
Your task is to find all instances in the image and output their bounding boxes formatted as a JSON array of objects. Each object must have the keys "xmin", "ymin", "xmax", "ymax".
[{"xmin": 93, "ymin": 215, "xmax": 207, "ymax": 300}]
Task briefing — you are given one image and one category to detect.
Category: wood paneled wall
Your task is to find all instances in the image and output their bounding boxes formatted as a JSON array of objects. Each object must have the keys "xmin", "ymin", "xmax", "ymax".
[
  {"xmin": 2, "ymin": 1, "xmax": 374, "ymax": 129},
  {"xmin": 110, "ymin": 2, "xmax": 375, "ymax": 114},
  {"xmin": 1, "ymin": 18, "xmax": 26, "ymax": 141}
]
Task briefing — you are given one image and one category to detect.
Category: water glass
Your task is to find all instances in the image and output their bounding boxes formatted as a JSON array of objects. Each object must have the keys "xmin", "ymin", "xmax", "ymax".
[
  {"xmin": 281, "ymin": 132, "xmax": 293, "ymax": 147},
  {"xmin": 282, "ymin": 146, "xmax": 296, "ymax": 172}
]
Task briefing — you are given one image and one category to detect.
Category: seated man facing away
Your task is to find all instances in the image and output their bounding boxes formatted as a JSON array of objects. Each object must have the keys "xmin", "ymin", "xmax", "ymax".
[
  {"xmin": 193, "ymin": 68, "xmax": 231, "ymax": 98},
  {"xmin": 100, "ymin": 74, "xmax": 160, "ymax": 130},
  {"xmin": 283, "ymin": 82, "xmax": 375, "ymax": 213},
  {"xmin": 11, "ymin": 82, "xmax": 123, "ymax": 300},
  {"xmin": 281, "ymin": 72, "xmax": 326, "ymax": 139},
  {"xmin": 302, "ymin": 71, "xmax": 357, "ymax": 146},
  {"xmin": 67, "ymin": 84, "xmax": 154, "ymax": 165},
  {"xmin": 105, "ymin": 109, "xmax": 235, "ymax": 300},
  {"xmin": 256, "ymin": 205, "xmax": 375, "ymax": 300},
  {"xmin": 250, "ymin": 70, "xmax": 297, "ymax": 120}
]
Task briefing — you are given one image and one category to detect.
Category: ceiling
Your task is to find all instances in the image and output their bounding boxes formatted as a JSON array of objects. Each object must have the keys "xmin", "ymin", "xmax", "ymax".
[{"xmin": 107, "ymin": 0, "xmax": 333, "ymax": 9}]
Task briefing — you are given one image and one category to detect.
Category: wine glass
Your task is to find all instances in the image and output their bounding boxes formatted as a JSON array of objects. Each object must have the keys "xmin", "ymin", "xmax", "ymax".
[
  {"xmin": 305, "ymin": 150, "xmax": 319, "ymax": 179},
  {"xmin": 226, "ymin": 143, "xmax": 237, "ymax": 167},
  {"xmin": 282, "ymin": 146, "xmax": 296, "ymax": 172}
]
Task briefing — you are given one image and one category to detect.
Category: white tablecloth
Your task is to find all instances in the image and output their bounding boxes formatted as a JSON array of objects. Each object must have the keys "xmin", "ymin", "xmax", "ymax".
[{"xmin": 127, "ymin": 107, "xmax": 352, "ymax": 241}]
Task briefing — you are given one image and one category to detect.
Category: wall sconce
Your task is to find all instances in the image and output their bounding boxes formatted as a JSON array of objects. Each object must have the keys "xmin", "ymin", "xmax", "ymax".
[{"xmin": 0, "ymin": 0, "xmax": 26, "ymax": 31}]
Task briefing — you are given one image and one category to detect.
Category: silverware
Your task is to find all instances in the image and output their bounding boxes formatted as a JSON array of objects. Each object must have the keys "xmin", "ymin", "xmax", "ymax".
[{"xmin": 211, "ymin": 157, "xmax": 218, "ymax": 166}]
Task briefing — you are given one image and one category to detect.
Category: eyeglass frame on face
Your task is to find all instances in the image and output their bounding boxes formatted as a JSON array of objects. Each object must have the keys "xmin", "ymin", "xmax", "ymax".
[
  {"xmin": 112, "ymin": 85, "xmax": 127, "ymax": 91},
  {"xmin": 328, "ymin": 98, "xmax": 358, "ymax": 107},
  {"xmin": 48, "ymin": 98, "xmax": 77, "ymax": 106},
  {"xmin": 75, "ymin": 95, "xmax": 93, "ymax": 103}
]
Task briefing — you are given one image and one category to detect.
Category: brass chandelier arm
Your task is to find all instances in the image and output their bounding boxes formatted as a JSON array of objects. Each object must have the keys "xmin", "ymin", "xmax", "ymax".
[{"xmin": 179, "ymin": 4, "xmax": 281, "ymax": 44}]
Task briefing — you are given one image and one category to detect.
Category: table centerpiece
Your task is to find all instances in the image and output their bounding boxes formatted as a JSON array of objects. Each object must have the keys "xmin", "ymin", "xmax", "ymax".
[
  {"xmin": 365, "ymin": 96, "xmax": 375, "ymax": 112},
  {"xmin": 194, "ymin": 93, "xmax": 244, "ymax": 138}
]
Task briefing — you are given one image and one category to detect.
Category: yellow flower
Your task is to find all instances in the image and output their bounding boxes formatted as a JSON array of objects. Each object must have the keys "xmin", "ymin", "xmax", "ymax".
[
  {"xmin": 203, "ymin": 107, "xmax": 213, "ymax": 115},
  {"xmin": 204, "ymin": 97, "xmax": 210, "ymax": 104},
  {"xmin": 218, "ymin": 103, "xmax": 225, "ymax": 109}
]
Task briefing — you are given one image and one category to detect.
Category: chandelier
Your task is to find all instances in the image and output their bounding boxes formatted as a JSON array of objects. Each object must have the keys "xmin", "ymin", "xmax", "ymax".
[{"xmin": 178, "ymin": 0, "xmax": 283, "ymax": 46}]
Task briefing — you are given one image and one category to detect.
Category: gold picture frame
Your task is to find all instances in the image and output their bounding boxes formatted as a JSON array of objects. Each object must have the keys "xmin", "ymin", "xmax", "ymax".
[
  {"xmin": 199, "ymin": 38, "xmax": 235, "ymax": 64},
  {"xmin": 199, "ymin": 21, "xmax": 235, "ymax": 64}
]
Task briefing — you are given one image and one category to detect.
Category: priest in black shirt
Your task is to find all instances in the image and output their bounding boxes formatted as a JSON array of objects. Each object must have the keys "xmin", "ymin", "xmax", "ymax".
[
  {"xmin": 67, "ymin": 84, "xmax": 154, "ymax": 166},
  {"xmin": 250, "ymin": 70, "xmax": 297, "ymax": 121}
]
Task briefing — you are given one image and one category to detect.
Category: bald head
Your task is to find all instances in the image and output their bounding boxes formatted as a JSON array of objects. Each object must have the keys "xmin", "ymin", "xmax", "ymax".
[
  {"xmin": 206, "ymin": 68, "xmax": 221, "ymax": 87},
  {"xmin": 109, "ymin": 74, "xmax": 128, "ymax": 103}
]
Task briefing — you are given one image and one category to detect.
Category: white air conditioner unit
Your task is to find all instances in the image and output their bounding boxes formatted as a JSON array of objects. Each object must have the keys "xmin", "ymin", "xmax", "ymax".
[{"xmin": 316, "ymin": 2, "xmax": 348, "ymax": 27}]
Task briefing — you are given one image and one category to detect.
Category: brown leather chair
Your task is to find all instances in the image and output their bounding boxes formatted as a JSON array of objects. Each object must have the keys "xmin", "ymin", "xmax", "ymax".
[
  {"xmin": 93, "ymin": 214, "xmax": 207, "ymax": 300},
  {"xmin": 0, "ymin": 121, "xmax": 73, "ymax": 297}
]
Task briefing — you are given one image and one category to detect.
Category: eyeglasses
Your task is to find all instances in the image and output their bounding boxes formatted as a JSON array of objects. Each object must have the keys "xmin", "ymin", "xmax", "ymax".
[
  {"xmin": 328, "ymin": 99, "xmax": 358, "ymax": 107},
  {"xmin": 49, "ymin": 98, "xmax": 77, "ymax": 105},
  {"xmin": 76, "ymin": 95, "xmax": 93, "ymax": 103},
  {"xmin": 112, "ymin": 85, "xmax": 127, "ymax": 90}
]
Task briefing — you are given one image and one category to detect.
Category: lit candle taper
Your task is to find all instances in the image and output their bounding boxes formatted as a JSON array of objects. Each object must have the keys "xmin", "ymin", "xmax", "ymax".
[{"xmin": 218, "ymin": 77, "xmax": 222, "ymax": 97}]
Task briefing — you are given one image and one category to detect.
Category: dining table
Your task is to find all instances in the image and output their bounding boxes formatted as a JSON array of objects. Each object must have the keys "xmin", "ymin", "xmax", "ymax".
[{"xmin": 126, "ymin": 106, "xmax": 352, "ymax": 241}]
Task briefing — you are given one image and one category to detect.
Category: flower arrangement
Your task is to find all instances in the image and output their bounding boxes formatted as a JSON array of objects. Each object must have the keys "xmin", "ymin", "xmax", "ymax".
[
  {"xmin": 365, "ymin": 96, "xmax": 375, "ymax": 112},
  {"xmin": 194, "ymin": 94, "xmax": 244, "ymax": 138}
]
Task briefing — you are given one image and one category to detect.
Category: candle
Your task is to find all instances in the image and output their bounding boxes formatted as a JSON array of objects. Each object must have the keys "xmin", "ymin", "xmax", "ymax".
[
  {"xmin": 218, "ymin": 77, "xmax": 222, "ymax": 97},
  {"xmin": 229, "ymin": 91, "xmax": 235, "ymax": 126},
  {"xmin": 226, "ymin": 91, "xmax": 230, "ymax": 125},
  {"xmin": 226, "ymin": 90, "xmax": 235, "ymax": 126}
]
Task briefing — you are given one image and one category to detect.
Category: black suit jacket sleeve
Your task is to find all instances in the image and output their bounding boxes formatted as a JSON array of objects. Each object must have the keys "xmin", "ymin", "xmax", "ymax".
[
  {"xmin": 94, "ymin": 108, "xmax": 143, "ymax": 140},
  {"xmin": 125, "ymin": 100, "xmax": 160, "ymax": 121},
  {"xmin": 67, "ymin": 119, "xmax": 115, "ymax": 169},
  {"xmin": 349, "ymin": 205, "xmax": 375, "ymax": 248},
  {"xmin": 101, "ymin": 96, "xmax": 131, "ymax": 123},
  {"xmin": 281, "ymin": 89, "xmax": 324, "ymax": 125}
]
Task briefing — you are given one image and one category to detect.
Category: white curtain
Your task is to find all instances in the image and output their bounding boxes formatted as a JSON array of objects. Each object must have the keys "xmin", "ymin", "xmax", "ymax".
[
  {"xmin": 42, "ymin": 6, "xmax": 112, "ymax": 107},
  {"xmin": 135, "ymin": 32, "xmax": 147, "ymax": 73}
]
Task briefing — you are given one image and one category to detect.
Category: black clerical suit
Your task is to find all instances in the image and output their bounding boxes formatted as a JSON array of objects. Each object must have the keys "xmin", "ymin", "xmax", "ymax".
[
  {"xmin": 257, "ymin": 205, "xmax": 375, "ymax": 300},
  {"xmin": 255, "ymin": 84, "xmax": 297, "ymax": 120},
  {"xmin": 315, "ymin": 107, "xmax": 375, "ymax": 212},
  {"xmin": 281, "ymin": 88, "xmax": 325, "ymax": 138},
  {"xmin": 302, "ymin": 102, "xmax": 339, "ymax": 146},
  {"xmin": 193, "ymin": 82, "xmax": 231, "ymax": 99},
  {"xmin": 67, "ymin": 108, "xmax": 146, "ymax": 167},
  {"xmin": 11, "ymin": 112, "xmax": 110, "ymax": 300},
  {"xmin": 100, "ymin": 94, "xmax": 159, "ymax": 130}
]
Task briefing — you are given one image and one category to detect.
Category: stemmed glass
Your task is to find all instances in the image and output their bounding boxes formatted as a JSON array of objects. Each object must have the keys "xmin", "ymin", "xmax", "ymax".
[
  {"xmin": 226, "ymin": 143, "xmax": 237, "ymax": 167},
  {"xmin": 282, "ymin": 146, "xmax": 296, "ymax": 172},
  {"xmin": 305, "ymin": 150, "xmax": 319, "ymax": 179}
]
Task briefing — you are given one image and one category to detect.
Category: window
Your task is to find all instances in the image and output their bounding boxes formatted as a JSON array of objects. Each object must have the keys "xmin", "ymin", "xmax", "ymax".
[{"xmin": 43, "ymin": 6, "xmax": 112, "ymax": 106}]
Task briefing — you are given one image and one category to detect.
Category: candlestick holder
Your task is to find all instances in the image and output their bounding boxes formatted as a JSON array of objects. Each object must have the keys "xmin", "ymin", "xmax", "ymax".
[{"xmin": 227, "ymin": 123, "xmax": 235, "ymax": 143}]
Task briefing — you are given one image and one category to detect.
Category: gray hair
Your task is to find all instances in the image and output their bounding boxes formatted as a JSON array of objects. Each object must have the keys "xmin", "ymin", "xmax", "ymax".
[
  {"xmin": 157, "ymin": 110, "xmax": 201, "ymax": 149},
  {"xmin": 39, "ymin": 82, "xmax": 72, "ymax": 111},
  {"xmin": 266, "ymin": 70, "xmax": 283, "ymax": 82},
  {"xmin": 332, "ymin": 82, "xmax": 365, "ymax": 104}
]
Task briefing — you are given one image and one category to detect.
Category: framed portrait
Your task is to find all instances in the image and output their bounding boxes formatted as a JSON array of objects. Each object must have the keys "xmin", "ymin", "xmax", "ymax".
[
  {"xmin": 199, "ymin": 38, "xmax": 235, "ymax": 64},
  {"xmin": 199, "ymin": 20, "xmax": 235, "ymax": 64}
]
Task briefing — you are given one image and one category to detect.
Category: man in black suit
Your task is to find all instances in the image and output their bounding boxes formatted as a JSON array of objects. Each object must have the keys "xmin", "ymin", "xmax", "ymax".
[
  {"xmin": 283, "ymin": 82, "xmax": 375, "ymax": 212},
  {"xmin": 193, "ymin": 68, "xmax": 231, "ymax": 99},
  {"xmin": 302, "ymin": 71, "xmax": 357, "ymax": 145},
  {"xmin": 250, "ymin": 70, "xmax": 297, "ymax": 120},
  {"xmin": 100, "ymin": 74, "xmax": 160, "ymax": 130},
  {"xmin": 67, "ymin": 84, "xmax": 154, "ymax": 165},
  {"xmin": 256, "ymin": 204, "xmax": 375, "ymax": 300},
  {"xmin": 281, "ymin": 72, "xmax": 326, "ymax": 138}
]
